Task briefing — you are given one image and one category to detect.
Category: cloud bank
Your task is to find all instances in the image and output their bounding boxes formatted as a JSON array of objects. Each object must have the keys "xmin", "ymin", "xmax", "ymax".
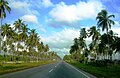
[{"xmin": 49, "ymin": 0, "xmax": 104, "ymax": 25}]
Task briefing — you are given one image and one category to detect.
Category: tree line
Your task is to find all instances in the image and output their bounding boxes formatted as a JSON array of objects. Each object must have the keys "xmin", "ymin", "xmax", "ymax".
[
  {"xmin": 0, "ymin": 0, "xmax": 61, "ymax": 63},
  {"xmin": 64, "ymin": 10, "xmax": 120, "ymax": 64}
]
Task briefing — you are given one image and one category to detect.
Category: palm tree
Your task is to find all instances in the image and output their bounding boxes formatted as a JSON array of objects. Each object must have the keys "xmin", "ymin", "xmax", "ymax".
[
  {"xmin": 88, "ymin": 26, "xmax": 101, "ymax": 41},
  {"xmin": 1, "ymin": 23, "xmax": 11, "ymax": 38},
  {"xmin": 99, "ymin": 32, "xmax": 115, "ymax": 60},
  {"xmin": 37, "ymin": 42, "xmax": 43, "ymax": 61},
  {"xmin": 1, "ymin": 23, "xmax": 13, "ymax": 61},
  {"xmin": 96, "ymin": 10, "xmax": 115, "ymax": 61},
  {"xmin": 26, "ymin": 29, "xmax": 40, "ymax": 61},
  {"xmin": 107, "ymin": 30, "xmax": 117, "ymax": 60},
  {"xmin": 69, "ymin": 38, "xmax": 81, "ymax": 61},
  {"xmin": 40, "ymin": 42, "xmax": 45, "ymax": 60},
  {"xmin": 44, "ymin": 44, "xmax": 49, "ymax": 60},
  {"xmin": 79, "ymin": 28, "xmax": 87, "ymax": 50},
  {"xmin": 79, "ymin": 28, "xmax": 88, "ymax": 62},
  {"xmin": 110, "ymin": 36, "xmax": 120, "ymax": 53},
  {"xmin": 6, "ymin": 26, "xmax": 15, "ymax": 61},
  {"xmin": 88, "ymin": 26, "xmax": 101, "ymax": 60},
  {"xmin": 20, "ymin": 24, "xmax": 29, "ymax": 52},
  {"xmin": 0, "ymin": 0, "xmax": 11, "ymax": 52},
  {"xmin": 0, "ymin": 0, "xmax": 11, "ymax": 19},
  {"xmin": 13, "ymin": 19, "xmax": 24, "ymax": 33},
  {"xmin": 34, "ymin": 35, "xmax": 40, "ymax": 62},
  {"xmin": 1, "ymin": 41, "xmax": 7, "ymax": 61},
  {"xmin": 13, "ymin": 19, "xmax": 24, "ymax": 57},
  {"xmin": 96, "ymin": 10, "xmax": 115, "ymax": 33}
]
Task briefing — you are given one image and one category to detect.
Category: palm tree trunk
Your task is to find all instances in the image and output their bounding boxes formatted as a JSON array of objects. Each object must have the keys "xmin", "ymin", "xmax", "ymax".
[{"xmin": 0, "ymin": 18, "xmax": 2, "ymax": 53}]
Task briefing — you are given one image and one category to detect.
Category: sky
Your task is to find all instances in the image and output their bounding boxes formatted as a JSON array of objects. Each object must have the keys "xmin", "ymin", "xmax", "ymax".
[{"xmin": 3, "ymin": 0, "xmax": 120, "ymax": 58}]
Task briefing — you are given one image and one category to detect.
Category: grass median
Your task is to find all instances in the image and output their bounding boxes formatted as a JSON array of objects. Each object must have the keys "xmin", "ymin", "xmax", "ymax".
[
  {"xmin": 0, "ymin": 61, "xmax": 56, "ymax": 75},
  {"xmin": 70, "ymin": 62, "xmax": 120, "ymax": 78}
]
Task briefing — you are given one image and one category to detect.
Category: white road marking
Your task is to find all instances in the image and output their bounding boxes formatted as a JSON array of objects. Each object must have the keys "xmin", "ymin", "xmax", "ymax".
[
  {"xmin": 50, "ymin": 62, "xmax": 60, "ymax": 73},
  {"xmin": 66, "ymin": 63, "xmax": 90, "ymax": 78},
  {"xmin": 49, "ymin": 69, "xmax": 53, "ymax": 73},
  {"xmin": 54, "ymin": 62, "xmax": 60, "ymax": 68}
]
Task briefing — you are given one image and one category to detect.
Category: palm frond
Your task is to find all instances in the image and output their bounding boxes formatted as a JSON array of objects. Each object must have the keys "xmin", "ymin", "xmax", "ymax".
[{"xmin": 108, "ymin": 15, "xmax": 115, "ymax": 18}]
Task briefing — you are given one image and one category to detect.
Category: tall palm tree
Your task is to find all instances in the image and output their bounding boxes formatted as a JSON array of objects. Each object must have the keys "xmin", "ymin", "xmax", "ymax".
[
  {"xmin": 40, "ymin": 42, "xmax": 45, "ymax": 60},
  {"xmin": 79, "ymin": 28, "xmax": 87, "ymax": 49},
  {"xmin": 69, "ymin": 38, "xmax": 80, "ymax": 61},
  {"xmin": 44, "ymin": 44, "xmax": 49, "ymax": 60},
  {"xmin": 34, "ymin": 35, "xmax": 40, "ymax": 62},
  {"xmin": 26, "ymin": 29, "xmax": 39, "ymax": 61},
  {"xmin": 1, "ymin": 23, "xmax": 13, "ymax": 61},
  {"xmin": 0, "ymin": 0, "xmax": 11, "ymax": 19},
  {"xmin": 13, "ymin": 19, "xmax": 24, "ymax": 56},
  {"xmin": 37, "ymin": 42, "xmax": 43, "ymax": 61},
  {"xmin": 0, "ymin": 0, "xmax": 11, "ymax": 52},
  {"xmin": 79, "ymin": 28, "xmax": 88, "ymax": 62},
  {"xmin": 20, "ymin": 24, "xmax": 29, "ymax": 52},
  {"xmin": 88, "ymin": 26, "xmax": 101, "ymax": 41},
  {"xmin": 96, "ymin": 10, "xmax": 115, "ymax": 33},
  {"xmin": 1, "ymin": 23, "xmax": 11, "ymax": 38},
  {"xmin": 88, "ymin": 26, "xmax": 101, "ymax": 59},
  {"xmin": 96, "ymin": 10, "xmax": 115, "ymax": 61}
]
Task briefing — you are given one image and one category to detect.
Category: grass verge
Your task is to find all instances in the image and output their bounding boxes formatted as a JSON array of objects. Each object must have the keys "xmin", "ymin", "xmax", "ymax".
[
  {"xmin": 0, "ymin": 61, "xmax": 56, "ymax": 75},
  {"xmin": 70, "ymin": 62, "xmax": 120, "ymax": 78}
]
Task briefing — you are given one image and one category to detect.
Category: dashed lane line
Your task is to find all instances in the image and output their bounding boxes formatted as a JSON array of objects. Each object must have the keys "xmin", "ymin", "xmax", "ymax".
[{"xmin": 49, "ymin": 69, "xmax": 53, "ymax": 73}]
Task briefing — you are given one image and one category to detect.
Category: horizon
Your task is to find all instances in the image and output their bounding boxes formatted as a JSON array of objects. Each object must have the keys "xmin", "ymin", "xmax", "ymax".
[{"xmin": 3, "ymin": 0, "xmax": 120, "ymax": 58}]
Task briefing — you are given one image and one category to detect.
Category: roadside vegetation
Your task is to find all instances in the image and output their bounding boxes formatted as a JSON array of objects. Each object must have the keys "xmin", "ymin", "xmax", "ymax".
[
  {"xmin": 70, "ymin": 62, "xmax": 120, "ymax": 78},
  {"xmin": 0, "ymin": 61, "xmax": 56, "ymax": 75},
  {"xmin": 0, "ymin": 0, "xmax": 61, "ymax": 74},
  {"xmin": 64, "ymin": 10, "xmax": 120, "ymax": 78}
]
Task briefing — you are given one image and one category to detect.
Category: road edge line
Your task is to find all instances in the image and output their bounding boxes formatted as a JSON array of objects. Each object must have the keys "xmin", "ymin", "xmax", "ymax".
[{"xmin": 65, "ymin": 62, "xmax": 90, "ymax": 78}]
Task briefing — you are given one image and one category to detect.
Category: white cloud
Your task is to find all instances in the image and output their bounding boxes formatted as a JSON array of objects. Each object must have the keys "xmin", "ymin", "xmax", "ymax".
[
  {"xmin": 49, "ymin": 0, "xmax": 104, "ymax": 23},
  {"xmin": 112, "ymin": 21, "xmax": 120, "ymax": 37},
  {"xmin": 42, "ymin": 0, "xmax": 53, "ymax": 7},
  {"xmin": 112, "ymin": 28, "xmax": 120, "ymax": 37},
  {"xmin": 21, "ymin": 14, "xmax": 38, "ymax": 24},
  {"xmin": 42, "ymin": 28, "xmax": 79, "ymax": 48},
  {"xmin": 10, "ymin": 0, "xmax": 40, "ymax": 15},
  {"xmin": 41, "ymin": 28, "xmax": 80, "ymax": 57},
  {"xmin": 11, "ymin": 1, "xmax": 30, "ymax": 10}
]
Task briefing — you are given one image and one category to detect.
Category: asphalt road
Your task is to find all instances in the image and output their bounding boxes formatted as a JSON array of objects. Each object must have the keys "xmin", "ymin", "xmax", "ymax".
[{"xmin": 0, "ymin": 61, "xmax": 97, "ymax": 78}]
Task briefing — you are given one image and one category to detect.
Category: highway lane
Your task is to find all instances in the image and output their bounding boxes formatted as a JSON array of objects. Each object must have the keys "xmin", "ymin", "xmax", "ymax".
[{"xmin": 0, "ymin": 62, "xmax": 96, "ymax": 78}]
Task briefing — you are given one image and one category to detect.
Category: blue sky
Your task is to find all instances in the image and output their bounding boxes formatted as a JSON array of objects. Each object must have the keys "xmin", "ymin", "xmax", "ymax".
[{"xmin": 3, "ymin": 0, "xmax": 120, "ymax": 58}]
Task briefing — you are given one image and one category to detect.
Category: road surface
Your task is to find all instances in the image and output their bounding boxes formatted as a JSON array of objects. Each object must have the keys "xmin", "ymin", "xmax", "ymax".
[{"xmin": 0, "ymin": 61, "xmax": 96, "ymax": 78}]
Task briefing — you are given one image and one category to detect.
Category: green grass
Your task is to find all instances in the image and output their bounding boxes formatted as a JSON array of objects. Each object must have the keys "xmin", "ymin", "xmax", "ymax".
[
  {"xmin": 0, "ymin": 61, "xmax": 56, "ymax": 75},
  {"xmin": 70, "ymin": 62, "xmax": 120, "ymax": 78}
]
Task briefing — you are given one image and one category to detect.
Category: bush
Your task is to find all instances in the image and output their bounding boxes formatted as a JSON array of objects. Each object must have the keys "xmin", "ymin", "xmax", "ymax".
[{"xmin": 88, "ymin": 59, "xmax": 116, "ymax": 67}]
